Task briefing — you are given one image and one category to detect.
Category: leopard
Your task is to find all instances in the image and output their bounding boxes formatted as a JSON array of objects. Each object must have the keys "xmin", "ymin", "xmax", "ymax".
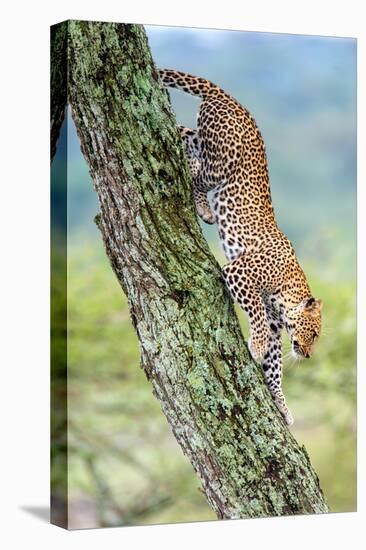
[{"xmin": 158, "ymin": 68, "xmax": 323, "ymax": 426}]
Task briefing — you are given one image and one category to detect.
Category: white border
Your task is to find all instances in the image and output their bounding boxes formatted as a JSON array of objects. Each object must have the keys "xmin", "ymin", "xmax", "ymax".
[{"xmin": 0, "ymin": 1, "xmax": 364, "ymax": 548}]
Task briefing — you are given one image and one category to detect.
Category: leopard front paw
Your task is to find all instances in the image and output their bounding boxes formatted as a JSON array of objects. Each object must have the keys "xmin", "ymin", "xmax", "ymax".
[
  {"xmin": 284, "ymin": 412, "xmax": 294, "ymax": 426},
  {"xmin": 248, "ymin": 337, "xmax": 268, "ymax": 364},
  {"xmin": 274, "ymin": 397, "xmax": 294, "ymax": 426}
]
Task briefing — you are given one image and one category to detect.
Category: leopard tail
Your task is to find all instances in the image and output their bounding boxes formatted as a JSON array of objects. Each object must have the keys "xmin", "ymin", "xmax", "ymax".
[{"xmin": 158, "ymin": 68, "xmax": 221, "ymax": 99}]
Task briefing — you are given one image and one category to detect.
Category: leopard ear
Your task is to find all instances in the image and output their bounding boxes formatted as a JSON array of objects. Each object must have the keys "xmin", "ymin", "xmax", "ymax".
[{"xmin": 304, "ymin": 297, "xmax": 323, "ymax": 315}]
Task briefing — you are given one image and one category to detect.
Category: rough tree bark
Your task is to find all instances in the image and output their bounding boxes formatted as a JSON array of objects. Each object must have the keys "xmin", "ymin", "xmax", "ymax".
[{"xmin": 52, "ymin": 20, "xmax": 329, "ymax": 520}]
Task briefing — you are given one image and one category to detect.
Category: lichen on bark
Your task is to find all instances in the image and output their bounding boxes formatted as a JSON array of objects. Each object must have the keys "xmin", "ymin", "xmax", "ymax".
[{"xmin": 52, "ymin": 20, "xmax": 329, "ymax": 522}]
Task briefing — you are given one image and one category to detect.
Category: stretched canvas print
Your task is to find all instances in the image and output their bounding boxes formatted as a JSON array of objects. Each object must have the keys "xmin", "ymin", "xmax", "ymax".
[{"xmin": 50, "ymin": 21, "xmax": 356, "ymax": 529}]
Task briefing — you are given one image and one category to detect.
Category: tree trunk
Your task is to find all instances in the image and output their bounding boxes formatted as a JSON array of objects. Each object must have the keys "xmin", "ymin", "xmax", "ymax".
[
  {"xmin": 54, "ymin": 20, "xmax": 329, "ymax": 519},
  {"xmin": 50, "ymin": 22, "xmax": 68, "ymax": 161}
]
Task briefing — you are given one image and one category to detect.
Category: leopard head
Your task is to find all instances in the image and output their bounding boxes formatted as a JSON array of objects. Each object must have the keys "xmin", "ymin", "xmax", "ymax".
[{"xmin": 285, "ymin": 297, "xmax": 322, "ymax": 359}]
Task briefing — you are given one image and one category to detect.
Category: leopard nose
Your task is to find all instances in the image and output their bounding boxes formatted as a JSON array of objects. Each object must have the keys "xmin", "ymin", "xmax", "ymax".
[{"xmin": 304, "ymin": 351, "xmax": 311, "ymax": 358}]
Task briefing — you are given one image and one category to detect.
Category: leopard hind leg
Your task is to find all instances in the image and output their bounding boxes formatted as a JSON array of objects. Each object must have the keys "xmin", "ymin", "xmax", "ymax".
[{"xmin": 179, "ymin": 126, "xmax": 215, "ymax": 224}]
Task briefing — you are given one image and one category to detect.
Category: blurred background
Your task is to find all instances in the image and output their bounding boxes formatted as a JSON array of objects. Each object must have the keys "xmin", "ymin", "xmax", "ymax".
[{"xmin": 51, "ymin": 25, "xmax": 356, "ymax": 528}]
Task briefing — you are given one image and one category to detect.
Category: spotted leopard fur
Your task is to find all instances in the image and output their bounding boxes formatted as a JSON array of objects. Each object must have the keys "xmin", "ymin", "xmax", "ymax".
[{"xmin": 159, "ymin": 69, "xmax": 322, "ymax": 426}]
